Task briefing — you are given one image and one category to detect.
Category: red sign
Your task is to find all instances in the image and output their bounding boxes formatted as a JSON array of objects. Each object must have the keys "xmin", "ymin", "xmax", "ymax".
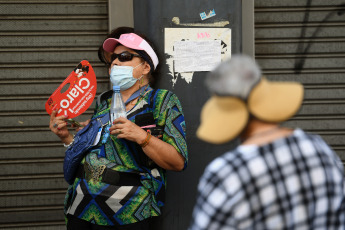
[{"xmin": 45, "ymin": 60, "xmax": 97, "ymax": 118}]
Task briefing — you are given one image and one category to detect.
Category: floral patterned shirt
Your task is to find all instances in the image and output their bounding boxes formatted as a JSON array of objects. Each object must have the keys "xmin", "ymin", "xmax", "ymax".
[{"xmin": 64, "ymin": 87, "xmax": 188, "ymax": 226}]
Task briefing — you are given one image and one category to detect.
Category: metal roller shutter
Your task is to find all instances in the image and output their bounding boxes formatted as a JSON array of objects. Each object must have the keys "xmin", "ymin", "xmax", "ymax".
[
  {"xmin": 255, "ymin": 0, "xmax": 345, "ymax": 166},
  {"xmin": 0, "ymin": 0, "xmax": 109, "ymax": 228}
]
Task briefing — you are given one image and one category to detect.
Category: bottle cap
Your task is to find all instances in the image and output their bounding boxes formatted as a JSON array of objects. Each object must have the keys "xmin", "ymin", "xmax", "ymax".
[{"xmin": 113, "ymin": 85, "xmax": 120, "ymax": 91}]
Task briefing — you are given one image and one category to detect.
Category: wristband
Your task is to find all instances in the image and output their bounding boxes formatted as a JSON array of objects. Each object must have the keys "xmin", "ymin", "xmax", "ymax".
[
  {"xmin": 63, "ymin": 136, "xmax": 75, "ymax": 148},
  {"xmin": 139, "ymin": 131, "xmax": 152, "ymax": 148}
]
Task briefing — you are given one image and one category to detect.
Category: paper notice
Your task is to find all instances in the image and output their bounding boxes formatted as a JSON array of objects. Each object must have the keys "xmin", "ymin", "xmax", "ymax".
[{"xmin": 174, "ymin": 40, "xmax": 221, "ymax": 72}]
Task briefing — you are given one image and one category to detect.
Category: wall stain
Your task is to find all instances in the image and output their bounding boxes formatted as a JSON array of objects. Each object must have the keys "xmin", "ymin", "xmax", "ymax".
[{"xmin": 294, "ymin": 2, "xmax": 345, "ymax": 74}]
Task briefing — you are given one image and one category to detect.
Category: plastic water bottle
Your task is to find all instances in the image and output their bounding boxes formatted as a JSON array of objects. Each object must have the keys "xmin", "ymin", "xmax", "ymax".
[{"xmin": 110, "ymin": 85, "xmax": 127, "ymax": 124}]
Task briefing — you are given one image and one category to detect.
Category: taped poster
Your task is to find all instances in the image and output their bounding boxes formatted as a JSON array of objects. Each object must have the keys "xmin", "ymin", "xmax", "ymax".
[
  {"xmin": 45, "ymin": 60, "xmax": 97, "ymax": 118},
  {"xmin": 164, "ymin": 28, "xmax": 231, "ymax": 86},
  {"xmin": 174, "ymin": 40, "xmax": 221, "ymax": 72}
]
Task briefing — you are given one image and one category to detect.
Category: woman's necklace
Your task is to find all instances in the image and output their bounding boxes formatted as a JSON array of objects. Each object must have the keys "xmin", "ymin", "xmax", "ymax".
[
  {"xmin": 131, "ymin": 84, "xmax": 150, "ymax": 105},
  {"xmin": 124, "ymin": 84, "xmax": 149, "ymax": 106}
]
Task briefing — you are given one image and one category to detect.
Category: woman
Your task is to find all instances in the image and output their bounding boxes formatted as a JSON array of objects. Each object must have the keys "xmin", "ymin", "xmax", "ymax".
[
  {"xmin": 49, "ymin": 28, "xmax": 188, "ymax": 229},
  {"xmin": 189, "ymin": 55, "xmax": 345, "ymax": 229}
]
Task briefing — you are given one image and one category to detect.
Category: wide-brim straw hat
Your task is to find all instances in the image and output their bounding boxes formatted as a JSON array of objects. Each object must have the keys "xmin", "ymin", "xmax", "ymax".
[{"xmin": 197, "ymin": 56, "xmax": 304, "ymax": 144}]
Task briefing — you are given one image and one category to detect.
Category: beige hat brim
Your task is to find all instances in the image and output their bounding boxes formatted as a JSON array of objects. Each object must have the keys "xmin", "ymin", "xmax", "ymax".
[
  {"xmin": 248, "ymin": 77, "xmax": 304, "ymax": 122},
  {"xmin": 196, "ymin": 96, "xmax": 249, "ymax": 144}
]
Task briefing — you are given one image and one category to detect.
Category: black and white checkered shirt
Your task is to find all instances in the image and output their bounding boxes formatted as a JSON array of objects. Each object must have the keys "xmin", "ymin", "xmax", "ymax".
[{"xmin": 190, "ymin": 129, "xmax": 345, "ymax": 230}]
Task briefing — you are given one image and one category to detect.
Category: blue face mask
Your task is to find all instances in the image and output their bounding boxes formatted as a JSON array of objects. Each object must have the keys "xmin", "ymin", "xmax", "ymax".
[{"xmin": 110, "ymin": 63, "xmax": 143, "ymax": 91}]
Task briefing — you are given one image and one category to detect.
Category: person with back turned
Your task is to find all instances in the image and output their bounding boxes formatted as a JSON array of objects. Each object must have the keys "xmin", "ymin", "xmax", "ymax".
[{"xmin": 190, "ymin": 55, "xmax": 345, "ymax": 230}]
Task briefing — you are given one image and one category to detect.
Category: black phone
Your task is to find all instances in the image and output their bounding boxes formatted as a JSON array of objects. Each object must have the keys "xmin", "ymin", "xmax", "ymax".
[
  {"xmin": 135, "ymin": 113, "xmax": 163, "ymax": 138},
  {"xmin": 135, "ymin": 112, "xmax": 155, "ymax": 127},
  {"xmin": 65, "ymin": 118, "xmax": 83, "ymax": 127}
]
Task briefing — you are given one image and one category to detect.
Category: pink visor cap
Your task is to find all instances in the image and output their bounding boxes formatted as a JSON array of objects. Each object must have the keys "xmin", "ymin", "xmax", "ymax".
[{"xmin": 103, "ymin": 33, "xmax": 159, "ymax": 70}]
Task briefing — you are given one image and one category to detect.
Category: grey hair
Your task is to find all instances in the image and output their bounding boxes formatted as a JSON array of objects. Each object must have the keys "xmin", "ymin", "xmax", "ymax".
[{"xmin": 205, "ymin": 54, "xmax": 261, "ymax": 100}]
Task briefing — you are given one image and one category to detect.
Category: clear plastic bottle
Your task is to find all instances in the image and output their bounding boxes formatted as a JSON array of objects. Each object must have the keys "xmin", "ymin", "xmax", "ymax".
[{"xmin": 110, "ymin": 85, "xmax": 127, "ymax": 124}]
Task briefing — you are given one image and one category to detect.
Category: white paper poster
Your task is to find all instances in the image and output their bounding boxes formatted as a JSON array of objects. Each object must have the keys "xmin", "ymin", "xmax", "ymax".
[
  {"xmin": 174, "ymin": 40, "xmax": 221, "ymax": 72},
  {"xmin": 164, "ymin": 28, "xmax": 231, "ymax": 85}
]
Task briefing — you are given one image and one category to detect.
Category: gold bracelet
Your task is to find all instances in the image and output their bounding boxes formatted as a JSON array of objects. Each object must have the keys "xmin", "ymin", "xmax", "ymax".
[{"xmin": 139, "ymin": 131, "xmax": 152, "ymax": 148}]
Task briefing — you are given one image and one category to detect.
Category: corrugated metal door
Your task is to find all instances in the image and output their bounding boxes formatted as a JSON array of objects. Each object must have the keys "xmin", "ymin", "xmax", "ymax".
[
  {"xmin": 0, "ymin": 1, "xmax": 109, "ymax": 229},
  {"xmin": 255, "ymin": 0, "xmax": 345, "ymax": 166}
]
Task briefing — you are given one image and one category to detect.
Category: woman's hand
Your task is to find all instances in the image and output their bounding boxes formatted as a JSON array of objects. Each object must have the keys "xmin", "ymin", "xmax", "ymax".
[
  {"xmin": 109, "ymin": 117, "xmax": 147, "ymax": 144},
  {"xmin": 109, "ymin": 117, "xmax": 185, "ymax": 171},
  {"xmin": 49, "ymin": 110, "xmax": 70, "ymax": 139}
]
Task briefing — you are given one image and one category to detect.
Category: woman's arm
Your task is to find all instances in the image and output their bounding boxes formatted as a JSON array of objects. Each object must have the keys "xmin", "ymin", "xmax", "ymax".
[
  {"xmin": 141, "ymin": 133, "xmax": 185, "ymax": 171},
  {"xmin": 49, "ymin": 110, "xmax": 91, "ymax": 145},
  {"xmin": 110, "ymin": 117, "xmax": 185, "ymax": 171}
]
